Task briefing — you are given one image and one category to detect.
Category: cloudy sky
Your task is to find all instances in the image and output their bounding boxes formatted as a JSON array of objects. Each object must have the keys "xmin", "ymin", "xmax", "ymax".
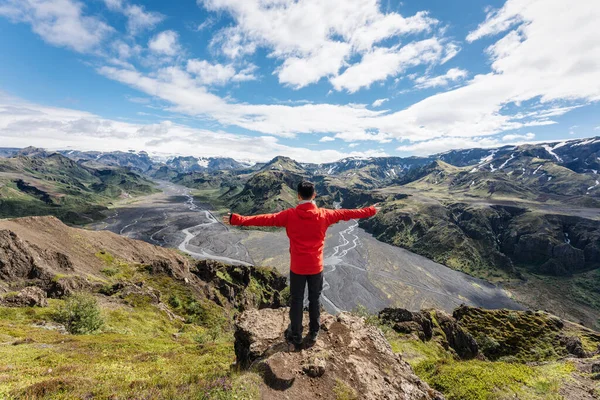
[{"xmin": 0, "ymin": 0, "xmax": 599, "ymax": 162}]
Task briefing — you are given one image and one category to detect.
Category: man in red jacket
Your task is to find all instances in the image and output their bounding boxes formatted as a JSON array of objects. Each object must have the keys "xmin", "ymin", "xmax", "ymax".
[{"xmin": 223, "ymin": 181, "xmax": 378, "ymax": 348}]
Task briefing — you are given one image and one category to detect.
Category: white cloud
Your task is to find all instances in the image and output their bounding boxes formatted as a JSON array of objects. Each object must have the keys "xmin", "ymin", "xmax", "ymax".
[
  {"xmin": 502, "ymin": 132, "xmax": 535, "ymax": 141},
  {"xmin": 148, "ymin": 30, "xmax": 180, "ymax": 56},
  {"xmin": 97, "ymin": 65, "xmax": 386, "ymax": 138},
  {"xmin": 348, "ymin": 143, "xmax": 359, "ymax": 148},
  {"xmin": 594, "ymin": 126, "xmax": 600, "ymax": 131},
  {"xmin": 372, "ymin": 98, "xmax": 389, "ymax": 107},
  {"xmin": 319, "ymin": 136, "xmax": 335, "ymax": 142},
  {"xmin": 413, "ymin": 68, "xmax": 468, "ymax": 89},
  {"xmin": 123, "ymin": 5, "xmax": 164, "ymax": 35},
  {"xmin": 330, "ymin": 38, "xmax": 454, "ymax": 93},
  {"xmin": 277, "ymin": 41, "xmax": 351, "ymax": 88},
  {"xmin": 334, "ymin": 130, "xmax": 392, "ymax": 143},
  {"xmin": 104, "ymin": 0, "xmax": 164, "ymax": 35},
  {"xmin": 186, "ymin": 60, "xmax": 256, "ymax": 85},
  {"xmin": 397, "ymin": 137, "xmax": 504, "ymax": 155},
  {"xmin": 0, "ymin": 98, "xmax": 386, "ymax": 163},
  {"xmin": 0, "ymin": 0, "xmax": 113, "ymax": 53},
  {"xmin": 201, "ymin": 0, "xmax": 439, "ymax": 89},
  {"xmin": 466, "ymin": 0, "xmax": 530, "ymax": 42}
]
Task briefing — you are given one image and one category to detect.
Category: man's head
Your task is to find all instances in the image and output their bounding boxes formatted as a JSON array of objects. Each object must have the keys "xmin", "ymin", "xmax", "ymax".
[{"xmin": 297, "ymin": 181, "xmax": 316, "ymax": 200}]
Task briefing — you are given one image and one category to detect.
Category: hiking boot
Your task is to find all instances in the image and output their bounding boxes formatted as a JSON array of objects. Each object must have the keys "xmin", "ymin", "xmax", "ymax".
[
  {"xmin": 306, "ymin": 330, "xmax": 319, "ymax": 344},
  {"xmin": 285, "ymin": 326, "xmax": 302, "ymax": 347}
]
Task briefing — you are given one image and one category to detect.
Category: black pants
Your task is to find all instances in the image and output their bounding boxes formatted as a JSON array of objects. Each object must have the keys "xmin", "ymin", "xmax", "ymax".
[{"xmin": 289, "ymin": 270, "xmax": 323, "ymax": 340}]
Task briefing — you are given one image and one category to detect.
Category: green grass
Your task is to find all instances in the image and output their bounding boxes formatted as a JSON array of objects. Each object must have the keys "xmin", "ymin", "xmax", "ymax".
[
  {"xmin": 333, "ymin": 379, "xmax": 357, "ymax": 400},
  {"xmin": 386, "ymin": 330, "xmax": 575, "ymax": 400},
  {"xmin": 0, "ymin": 297, "xmax": 259, "ymax": 399},
  {"xmin": 416, "ymin": 358, "xmax": 574, "ymax": 400}
]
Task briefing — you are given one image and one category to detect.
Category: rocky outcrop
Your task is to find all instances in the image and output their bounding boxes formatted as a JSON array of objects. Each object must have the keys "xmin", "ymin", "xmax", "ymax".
[
  {"xmin": 0, "ymin": 216, "xmax": 196, "ymax": 296},
  {"xmin": 1, "ymin": 286, "xmax": 47, "ymax": 307},
  {"xmin": 435, "ymin": 311, "xmax": 479, "ymax": 360},
  {"xmin": 559, "ymin": 336, "xmax": 590, "ymax": 359},
  {"xmin": 381, "ymin": 305, "xmax": 600, "ymax": 363},
  {"xmin": 0, "ymin": 230, "xmax": 43, "ymax": 280},
  {"xmin": 378, "ymin": 308, "xmax": 433, "ymax": 341},
  {"xmin": 379, "ymin": 308, "xmax": 479, "ymax": 360},
  {"xmin": 193, "ymin": 260, "xmax": 287, "ymax": 310},
  {"xmin": 234, "ymin": 307, "xmax": 444, "ymax": 400}
]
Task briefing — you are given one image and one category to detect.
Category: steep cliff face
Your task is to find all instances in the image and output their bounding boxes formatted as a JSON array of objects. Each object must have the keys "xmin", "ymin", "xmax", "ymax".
[{"xmin": 363, "ymin": 203, "xmax": 600, "ymax": 279}]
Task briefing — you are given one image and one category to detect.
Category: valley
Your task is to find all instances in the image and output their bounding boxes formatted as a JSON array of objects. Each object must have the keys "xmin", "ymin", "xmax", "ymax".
[{"xmin": 86, "ymin": 180, "xmax": 522, "ymax": 315}]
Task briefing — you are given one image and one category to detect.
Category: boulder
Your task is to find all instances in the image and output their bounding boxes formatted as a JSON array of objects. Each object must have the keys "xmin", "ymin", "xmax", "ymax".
[
  {"xmin": 379, "ymin": 308, "xmax": 433, "ymax": 341},
  {"xmin": 560, "ymin": 336, "xmax": 590, "ymax": 358},
  {"xmin": 0, "ymin": 230, "xmax": 41, "ymax": 280},
  {"xmin": 379, "ymin": 308, "xmax": 478, "ymax": 360},
  {"xmin": 234, "ymin": 307, "xmax": 444, "ymax": 400},
  {"xmin": 435, "ymin": 311, "xmax": 479, "ymax": 360},
  {"xmin": 1, "ymin": 286, "xmax": 48, "ymax": 307}
]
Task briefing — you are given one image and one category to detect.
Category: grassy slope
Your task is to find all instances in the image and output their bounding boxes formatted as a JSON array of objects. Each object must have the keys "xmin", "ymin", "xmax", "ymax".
[
  {"xmin": 0, "ymin": 301, "xmax": 259, "ymax": 399},
  {"xmin": 0, "ymin": 249, "xmax": 267, "ymax": 399}
]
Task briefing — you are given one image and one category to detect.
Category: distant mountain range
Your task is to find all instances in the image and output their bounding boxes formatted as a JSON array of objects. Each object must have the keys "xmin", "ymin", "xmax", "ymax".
[{"xmin": 2, "ymin": 136, "xmax": 598, "ymax": 179}]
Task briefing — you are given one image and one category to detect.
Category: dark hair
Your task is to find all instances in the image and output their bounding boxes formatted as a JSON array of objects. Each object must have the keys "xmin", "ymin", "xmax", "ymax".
[{"xmin": 297, "ymin": 181, "xmax": 315, "ymax": 200}]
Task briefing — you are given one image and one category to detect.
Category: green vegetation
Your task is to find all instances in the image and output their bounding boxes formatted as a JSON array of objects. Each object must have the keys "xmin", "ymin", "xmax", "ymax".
[
  {"xmin": 0, "ymin": 287, "xmax": 259, "ymax": 399},
  {"xmin": 455, "ymin": 308, "xmax": 565, "ymax": 362},
  {"xmin": 333, "ymin": 379, "xmax": 357, "ymax": 400},
  {"xmin": 417, "ymin": 358, "xmax": 573, "ymax": 400},
  {"xmin": 54, "ymin": 293, "xmax": 104, "ymax": 334},
  {"xmin": 385, "ymin": 328, "xmax": 576, "ymax": 400},
  {"xmin": 352, "ymin": 305, "xmax": 594, "ymax": 400}
]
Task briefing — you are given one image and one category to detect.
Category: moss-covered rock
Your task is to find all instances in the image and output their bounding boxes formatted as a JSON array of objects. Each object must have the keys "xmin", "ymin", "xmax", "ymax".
[{"xmin": 192, "ymin": 260, "xmax": 287, "ymax": 310}]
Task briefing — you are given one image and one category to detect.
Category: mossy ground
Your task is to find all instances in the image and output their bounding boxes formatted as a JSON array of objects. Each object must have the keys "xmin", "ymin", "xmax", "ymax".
[
  {"xmin": 0, "ymin": 298, "xmax": 260, "ymax": 399},
  {"xmin": 386, "ymin": 332, "xmax": 575, "ymax": 400},
  {"xmin": 0, "ymin": 252, "xmax": 262, "ymax": 400},
  {"xmin": 350, "ymin": 303, "xmax": 590, "ymax": 400}
]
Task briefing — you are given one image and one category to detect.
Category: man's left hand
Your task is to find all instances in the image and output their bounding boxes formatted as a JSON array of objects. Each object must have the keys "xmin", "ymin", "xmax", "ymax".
[{"xmin": 222, "ymin": 213, "xmax": 232, "ymax": 225}]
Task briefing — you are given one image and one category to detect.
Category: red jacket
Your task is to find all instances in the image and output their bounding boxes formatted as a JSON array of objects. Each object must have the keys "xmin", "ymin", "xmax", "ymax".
[{"xmin": 230, "ymin": 203, "xmax": 377, "ymax": 275}]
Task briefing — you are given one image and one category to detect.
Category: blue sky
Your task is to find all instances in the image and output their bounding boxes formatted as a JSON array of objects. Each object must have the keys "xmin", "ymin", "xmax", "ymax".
[{"xmin": 0, "ymin": 0, "xmax": 599, "ymax": 162}]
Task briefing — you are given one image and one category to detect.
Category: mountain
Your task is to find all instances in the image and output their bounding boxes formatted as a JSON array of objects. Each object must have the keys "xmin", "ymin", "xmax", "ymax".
[
  {"xmin": 0, "ymin": 148, "xmax": 19, "ymax": 158},
  {"xmin": 59, "ymin": 149, "xmax": 155, "ymax": 173},
  {"xmin": 0, "ymin": 151, "xmax": 156, "ymax": 224},
  {"xmin": 165, "ymin": 155, "xmax": 250, "ymax": 173},
  {"xmin": 439, "ymin": 137, "xmax": 600, "ymax": 174}
]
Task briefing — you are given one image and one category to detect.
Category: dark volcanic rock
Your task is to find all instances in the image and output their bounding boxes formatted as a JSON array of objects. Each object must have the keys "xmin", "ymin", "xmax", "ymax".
[
  {"xmin": 380, "ymin": 307, "xmax": 478, "ymax": 360},
  {"xmin": 379, "ymin": 308, "xmax": 433, "ymax": 341},
  {"xmin": 435, "ymin": 311, "xmax": 479, "ymax": 360},
  {"xmin": 560, "ymin": 336, "xmax": 590, "ymax": 358}
]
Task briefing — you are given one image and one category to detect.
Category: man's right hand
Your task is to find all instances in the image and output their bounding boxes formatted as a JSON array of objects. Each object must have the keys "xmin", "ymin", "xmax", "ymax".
[
  {"xmin": 373, "ymin": 203, "xmax": 382, "ymax": 212},
  {"xmin": 222, "ymin": 213, "xmax": 232, "ymax": 225}
]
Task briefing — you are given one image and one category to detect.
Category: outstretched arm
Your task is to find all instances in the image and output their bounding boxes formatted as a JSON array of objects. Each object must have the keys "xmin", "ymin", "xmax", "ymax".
[
  {"xmin": 325, "ymin": 204, "xmax": 379, "ymax": 225},
  {"xmin": 223, "ymin": 209, "xmax": 289, "ymax": 227}
]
